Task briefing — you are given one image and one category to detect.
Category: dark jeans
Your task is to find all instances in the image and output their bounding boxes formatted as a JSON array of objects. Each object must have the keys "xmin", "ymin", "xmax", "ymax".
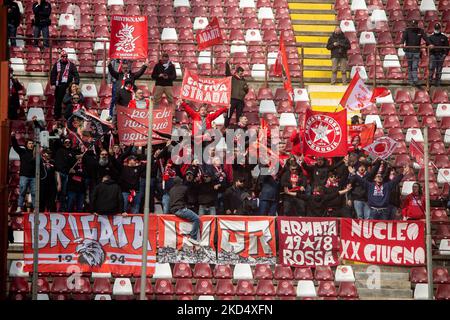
[
  {"xmin": 405, "ymin": 51, "xmax": 420, "ymax": 84},
  {"xmin": 55, "ymin": 84, "xmax": 69, "ymax": 119},
  {"xmin": 40, "ymin": 183, "xmax": 57, "ymax": 212},
  {"xmin": 33, "ymin": 25, "xmax": 49, "ymax": 47},
  {"xmin": 57, "ymin": 172, "xmax": 69, "ymax": 212},
  {"xmin": 19, "ymin": 176, "xmax": 35, "ymax": 209},
  {"xmin": 258, "ymin": 199, "xmax": 277, "ymax": 216},
  {"xmin": 369, "ymin": 207, "xmax": 391, "ymax": 220},
  {"xmin": 224, "ymin": 98, "xmax": 245, "ymax": 127},
  {"xmin": 109, "ymin": 84, "xmax": 117, "ymax": 117},
  {"xmin": 67, "ymin": 191, "xmax": 84, "ymax": 212},
  {"xmin": 429, "ymin": 54, "xmax": 445, "ymax": 86},
  {"xmin": 8, "ymin": 24, "xmax": 17, "ymax": 47},
  {"xmin": 283, "ymin": 196, "xmax": 306, "ymax": 216}
]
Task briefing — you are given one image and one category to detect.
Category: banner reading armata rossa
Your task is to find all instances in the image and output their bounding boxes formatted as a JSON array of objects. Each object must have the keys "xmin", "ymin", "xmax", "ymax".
[
  {"xmin": 216, "ymin": 216, "xmax": 277, "ymax": 264},
  {"xmin": 24, "ymin": 213, "xmax": 157, "ymax": 275},
  {"xmin": 340, "ymin": 218, "xmax": 426, "ymax": 266},
  {"xmin": 181, "ymin": 69, "xmax": 232, "ymax": 107},
  {"xmin": 116, "ymin": 106, "xmax": 173, "ymax": 146},
  {"xmin": 278, "ymin": 217, "xmax": 340, "ymax": 267},
  {"xmin": 157, "ymin": 215, "xmax": 216, "ymax": 264},
  {"xmin": 110, "ymin": 15, "xmax": 148, "ymax": 60}
]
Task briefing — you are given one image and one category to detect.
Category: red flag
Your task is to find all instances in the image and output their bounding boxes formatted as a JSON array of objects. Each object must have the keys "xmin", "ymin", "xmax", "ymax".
[
  {"xmin": 348, "ymin": 123, "xmax": 376, "ymax": 148},
  {"xmin": 370, "ymin": 87, "xmax": 390, "ymax": 102},
  {"xmin": 196, "ymin": 17, "xmax": 224, "ymax": 50},
  {"xmin": 110, "ymin": 15, "xmax": 148, "ymax": 60},
  {"xmin": 303, "ymin": 109, "xmax": 348, "ymax": 157},
  {"xmin": 410, "ymin": 138, "xmax": 424, "ymax": 167},
  {"xmin": 274, "ymin": 34, "xmax": 294, "ymax": 105}
]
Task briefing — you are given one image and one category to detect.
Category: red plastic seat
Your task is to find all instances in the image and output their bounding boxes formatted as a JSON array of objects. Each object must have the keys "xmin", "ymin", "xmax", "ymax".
[
  {"xmin": 256, "ymin": 280, "xmax": 276, "ymax": 297},
  {"xmin": 274, "ymin": 265, "xmax": 294, "ymax": 280},
  {"xmin": 337, "ymin": 8, "xmax": 352, "ymax": 20},
  {"xmin": 276, "ymin": 280, "xmax": 296, "ymax": 297},
  {"xmin": 254, "ymin": 264, "xmax": 273, "ymax": 280},
  {"xmin": 435, "ymin": 155, "xmax": 450, "ymax": 167},
  {"xmin": 404, "ymin": 9, "xmax": 421, "ymax": 21},
  {"xmin": 414, "ymin": 90, "xmax": 431, "ymax": 103},
  {"xmin": 193, "ymin": 263, "xmax": 212, "ymax": 279},
  {"xmin": 213, "ymin": 265, "xmax": 232, "ymax": 279},
  {"xmin": 154, "ymin": 279, "xmax": 174, "ymax": 296},
  {"xmin": 410, "ymin": 267, "xmax": 428, "ymax": 283},
  {"xmin": 51, "ymin": 277, "xmax": 70, "ymax": 293},
  {"xmin": 417, "ymin": 103, "xmax": 434, "ymax": 116},
  {"xmin": 436, "ymin": 284, "xmax": 450, "ymax": 300},
  {"xmin": 93, "ymin": 278, "xmax": 112, "ymax": 294},
  {"xmin": 263, "ymin": 29, "xmax": 278, "ymax": 42},
  {"xmin": 175, "ymin": 279, "xmax": 194, "ymax": 295},
  {"xmin": 348, "ymin": 54, "xmax": 364, "ymax": 67},
  {"xmin": 433, "ymin": 267, "xmax": 450, "ymax": 284},
  {"xmin": 236, "ymin": 280, "xmax": 255, "ymax": 296},
  {"xmin": 10, "ymin": 277, "xmax": 29, "ymax": 293},
  {"xmin": 423, "ymin": 116, "xmax": 439, "ymax": 129},
  {"xmin": 173, "ymin": 263, "xmax": 193, "ymax": 279},
  {"xmin": 383, "ymin": 115, "xmax": 401, "ymax": 128},
  {"xmin": 315, "ymin": 266, "xmax": 334, "ymax": 281},
  {"xmin": 397, "ymin": 103, "xmax": 414, "ymax": 116},
  {"xmin": 133, "ymin": 278, "xmax": 153, "ymax": 297},
  {"xmin": 317, "ymin": 281, "xmax": 337, "ymax": 297},
  {"xmin": 337, "ymin": 282, "xmax": 358, "ymax": 298},
  {"xmin": 395, "ymin": 89, "xmax": 412, "ymax": 103},
  {"xmin": 257, "ymin": 87, "xmax": 274, "ymax": 100},
  {"xmin": 216, "ymin": 279, "xmax": 235, "ymax": 296},
  {"xmin": 261, "ymin": 18, "xmax": 277, "ymax": 31},
  {"xmin": 195, "ymin": 279, "xmax": 215, "ymax": 295},
  {"xmin": 432, "ymin": 89, "xmax": 449, "ymax": 104},
  {"xmin": 430, "ymin": 142, "xmax": 446, "ymax": 155},
  {"xmin": 72, "ymin": 277, "xmax": 91, "ymax": 294},
  {"xmin": 403, "ymin": 115, "xmax": 420, "ymax": 128},
  {"xmin": 294, "ymin": 267, "xmax": 314, "ymax": 280},
  {"xmin": 379, "ymin": 103, "xmax": 397, "ymax": 116}
]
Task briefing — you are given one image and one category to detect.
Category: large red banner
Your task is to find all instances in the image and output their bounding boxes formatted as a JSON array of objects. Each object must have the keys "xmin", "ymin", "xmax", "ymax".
[
  {"xmin": 340, "ymin": 218, "xmax": 426, "ymax": 266},
  {"xmin": 348, "ymin": 123, "xmax": 375, "ymax": 148},
  {"xmin": 116, "ymin": 106, "xmax": 173, "ymax": 146},
  {"xmin": 216, "ymin": 216, "xmax": 277, "ymax": 264},
  {"xmin": 196, "ymin": 17, "xmax": 223, "ymax": 50},
  {"xmin": 303, "ymin": 109, "xmax": 348, "ymax": 157},
  {"xmin": 110, "ymin": 15, "xmax": 148, "ymax": 60},
  {"xmin": 23, "ymin": 213, "xmax": 157, "ymax": 275},
  {"xmin": 157, "ymin": 215, "xmax": 216, "ymax": 263},
  {"xmin": 181, "ymin": 69, "xmax": 232, "ymax": 107},
  {"xmin": 278, "ymin": 217, "xmax": 340, "ymax": 267}
]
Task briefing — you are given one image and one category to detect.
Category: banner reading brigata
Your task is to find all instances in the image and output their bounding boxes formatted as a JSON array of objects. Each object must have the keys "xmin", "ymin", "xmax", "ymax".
[
  {"xmin": 196, "ymin": 17, "xmax": 223, "ymax": 50},
  {"xmin": 216, "ymin": 216, "xmax": 277, "ymax": 264},
  {"xmin": 110, "ymin": 15, "xmax": 148, "ymax": 60},
  {"xmin": 116, "ymin": 106, "xmax": 173, "ymax": 146},
  {"xmin": 157, "ymin": 215, "xmax": 217, "ymax": 264},
  {"xmin": 278, "ymin": 217, "xmax": 340, "ymax": 267},
  {"xmin": 340, "ymin": 218, "xmax": 426, "ymax": 266},
  {"xmin": 181, "ymin": 70, "xmax": 232, "ymax": 107},
  {"xmin": 23, "ymin": 213, "xmax": 157, "ymax": 275}
]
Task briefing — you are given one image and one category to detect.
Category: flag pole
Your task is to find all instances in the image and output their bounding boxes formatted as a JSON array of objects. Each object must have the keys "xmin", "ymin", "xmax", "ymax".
[
  {"xmin": 423, "ymin": 126, "xmax": 434, "ymax": 300},
  {"xmin": 139, "ymin": 97, "xmax": 154, "ymax": 300}
]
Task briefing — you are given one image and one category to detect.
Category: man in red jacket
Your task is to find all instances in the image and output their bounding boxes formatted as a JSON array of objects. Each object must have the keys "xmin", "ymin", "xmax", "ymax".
[{"xmin": 177, "ymin": 100, "xmax": 228, "ymax": 143}]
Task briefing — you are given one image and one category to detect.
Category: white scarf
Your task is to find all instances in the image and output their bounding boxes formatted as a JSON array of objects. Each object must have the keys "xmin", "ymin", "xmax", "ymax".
[
  {"xmin": 56, "ymin": 60, "xmax": 71, "ymax": 86},
  {"xmin": 163, "ymin": 61, "xmax": 171, "ymax": 70}
]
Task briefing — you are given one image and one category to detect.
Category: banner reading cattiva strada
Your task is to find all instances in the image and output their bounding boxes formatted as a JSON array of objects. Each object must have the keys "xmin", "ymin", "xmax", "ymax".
[
  {"xmin": 216, "ymin": 216, "xmax": 277, "ymax": 264},
  {"xmin": 23, "ymin": 213, "xmax": 157, "ymax": 275},
  {"xmin": 278, "ymin": 217, "xmax": 340, "ymax": 267},
  {"xmin": 116, "ymin": 106, "xmax": 173, "ymax": 146},
  {"xmin": 340, "ymin": 218, "xmax": 426, "ymax": 266},
  {"xmin": 110, "ymin": 15, "xmax": 148, "ymax": 60},
  {"xmin": 157, "ymin": 215, "xmax": 217, "ymax": 264},
  {"xmin": 181, "ymin": 69, "xmax": 232, "ymax": 107}
]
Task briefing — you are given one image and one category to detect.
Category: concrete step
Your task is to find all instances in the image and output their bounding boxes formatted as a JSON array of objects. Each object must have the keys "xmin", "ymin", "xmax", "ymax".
[
  {"xmin": 356, "ymin": 279, "xmax": 412, "ymax": 290},
  {"xmin": 291, "ymin": 20, "xmax": 338, "ymax": 25},
  {"xmin": 289, "ymin": 0, "xmax": 335, "ymax": 4},
  {"xmin": 355, "ymin": 272, "xmax": 410, "ymax": 281},
  {"xmin": 307, "ymin": 84, "xmax": 348, "ymax": 92},
  {"xmin": 290, "ymin": 9, "xmax": 336, "ymax": 14},
  {"xmin": 295, "ymin": 31, "xmax": 334, "ymax": 37},
  {"xmin": 290, "ymin": 13, "xmax": 336, "ymax": 21},
  {"xmin": 357, "ymin": 288, "xmax": 412, "ymax": 299},
  {"xmin": 351, "ymin": 265, "xmax": 412, "ymax": 273},
  {"xmin": 288, "ymin": 3, "xmax": 334, "ymax": 10},
  {"xmin": 293, "ymin": 24, "xmax": 335, "ymax": 32}
]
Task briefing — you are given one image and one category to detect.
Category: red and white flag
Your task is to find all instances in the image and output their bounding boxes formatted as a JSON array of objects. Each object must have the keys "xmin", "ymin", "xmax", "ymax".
[
  {"xmin": 273, "ymin": 34, "xmax": 294, "ymax": 105},
  {"xmin": 303, "ymin": 109, "xmax": 348, "ymax": 157},
  {"xmin": 196, "ymin": 17, "xmax": 224, "ymax": 50},
  {"xmin": 363, "ymin": 136, "xmax": 399, "ymax": 160},
  {"xmin": 110, "ymin": 15, "xmax": 148, "ymax": 60},
  {"xmin": 410, "ymin": 138, "xmax": 425, "ymax": 167},
  {"xmin": 340, "ymin": 71, "xmax": 389, "ymax": 111}
]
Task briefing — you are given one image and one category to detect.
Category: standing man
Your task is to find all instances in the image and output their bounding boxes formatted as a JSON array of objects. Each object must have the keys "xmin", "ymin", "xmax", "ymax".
[
  {"xmin": 9, "ymin": 66, "xmax": 23, "ymax": 120},
  {"xmin": 6, "ymin": 0, "xmax": 21, "ymax": 47},
  {"xmin": 32, "ymin": 0, "xmax": 51, "ymax": 48},
  {"xmin": 224, "ymin": 60, "xmax": 249, "ymax": 128},
  {"xmin": 50, "ymin": 51, "xmax": 80, "ymax": 120},
  {"xmin": 326, "ymin": 26, "xmax": 350, "ymax": 85},
  {"xmin": 151, "ymin": 53, "xmax": 177, "ymax": 106},
  {"xmin": 402, "ymin": 20, "xmax": 429, "ymax": 87},
  {"xmin": 428, "ymin": 23, "xmax": 449, "ymax": 87}
]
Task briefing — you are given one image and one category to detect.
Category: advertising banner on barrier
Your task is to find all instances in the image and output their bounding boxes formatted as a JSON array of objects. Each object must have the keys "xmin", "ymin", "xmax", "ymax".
[
  {"xmin": 181, "ymin": 69, "xmax": 232, "ymax": 107},
  {"xmin": 23, "ymin": 213, "xmax": 157, "ymax": 275},
  {"xmin": 216, "ymin": 216, "xmax": 277, "ymax": 264},
  {"xmin": 110, "ymin": 15, "xmax": 148, "ymax": 60},
  {"xmin": 116, "ymin": 106, "xmax": 173, "ymax": 146},
  {"xmin": 278, "ymin": 217, "xmax": 340, "ymax": 267},
  {"xmin": 340, "ymin": 218, "xmax": 426, "ymax": 266},
  {"xmin": 157, "ymin": 215, "xmax": 217, "ymax": 263}
]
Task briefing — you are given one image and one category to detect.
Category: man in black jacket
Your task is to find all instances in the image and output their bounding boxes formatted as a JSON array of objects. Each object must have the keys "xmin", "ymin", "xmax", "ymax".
[
  {"xmin": 151, "ymin": 53, "xmax": 177, "ymax": 106},
  {"xmin": 299, "ymin": 185, "xmax": 352, "ymax": 217},
  {"xmin": 428, "ymin": 23, "xmax": 449, "ymax": 87},
  {"xmin": 7, "ymin": 0, "xmax": 21, "ymax": 47},
  {"xmin": 224, "ymin": 60, "xmax": 249, "ymax": 128},
  {"xmin": 402, "ymin": 20, "xmax": 429, "ymax": 87},
  {"xmin": 118, "ymin": 155, "xmax": 145, "ymax": 214},
  {"xmin": 32, "ymin": 0, "xmax": 51, "ymax": 47},
  {"xmin": 92, "ymin": 175, "xmax": 123, "ymax": 215},
  {"xmin": 107, "ymin": 58, "xmax": 148, "ymax": 117},
  {"xmin": 115, "ymin": 79, "xmax": 134, "ymax": 109},
  {"xmin": 9, "ymin": 66, "xmax": 23, "ymax": 119},
  {"xmin": 50, "ymin": 51, "xmax": 80, "ymax": 119},
  {"xmin": 300, "ymin": 156, "xmax": 331, "ymax": 188},
  {"xmin": 11, "ymin": 132, "xmax": 36, "ymax": 212},
  {"xmin": 326, "ymin": 26, "xmax": 351, "ymax": 85},
  {"xmin": 223, "ymin": 177, "xmax": 252, "ymax": 215}
]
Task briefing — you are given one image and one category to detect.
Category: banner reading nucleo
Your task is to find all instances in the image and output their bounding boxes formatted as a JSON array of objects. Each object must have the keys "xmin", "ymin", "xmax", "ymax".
[
  {"xmin": 340, "ymin": 218, "xmax": 426, "ymax": 266},
  {"xmin": 110, "ymin": 15, "xmax": 148, "ymax": 60},
  {"xmin": 278, "ymin": 217, "xmax": 340, "ymax": 267},
  {"xmin": 23, "ymin": 213, "xmax": 157, "ymax": 275}
]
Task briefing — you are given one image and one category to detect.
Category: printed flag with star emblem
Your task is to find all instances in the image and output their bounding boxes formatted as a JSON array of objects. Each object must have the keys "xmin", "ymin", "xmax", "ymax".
[{"xmin": 303, "ymin": 109, "xmax": 348, "ymax": 157}]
